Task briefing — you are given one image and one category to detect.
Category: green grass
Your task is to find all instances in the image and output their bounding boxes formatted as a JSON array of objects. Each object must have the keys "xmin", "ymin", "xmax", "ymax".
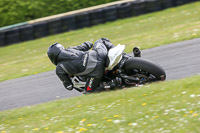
[
  {"xmin": 0, "ymin": 75, "xmax": 200, "ymax": 133},
  {"xmin": 1, "ymin": 2, "xmax": 200, "ymax": 81}
]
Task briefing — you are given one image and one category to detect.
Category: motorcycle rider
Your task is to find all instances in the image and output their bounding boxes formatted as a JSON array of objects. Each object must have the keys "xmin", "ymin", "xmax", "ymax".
[{"xmin": 47, "ymin": 38, "xmax": 121, "ymax": 93}]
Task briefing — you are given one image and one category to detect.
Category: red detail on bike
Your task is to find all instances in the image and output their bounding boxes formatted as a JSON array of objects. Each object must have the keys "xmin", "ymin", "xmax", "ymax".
[{"xmin": 87, "ymin": 86, "xmax": 92, "ymax": 91}]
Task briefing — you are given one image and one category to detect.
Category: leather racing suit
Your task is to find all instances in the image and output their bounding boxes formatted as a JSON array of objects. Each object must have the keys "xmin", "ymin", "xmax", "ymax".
[{"xmin": 47, "ymin": 38, "xmax": 115, "ymax": 93}]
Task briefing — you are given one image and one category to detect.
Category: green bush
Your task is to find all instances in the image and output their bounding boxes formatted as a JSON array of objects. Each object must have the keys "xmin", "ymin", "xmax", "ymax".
[{"xmin": 0, "ymin": 0, "xmax": 118, "ymax": 28}]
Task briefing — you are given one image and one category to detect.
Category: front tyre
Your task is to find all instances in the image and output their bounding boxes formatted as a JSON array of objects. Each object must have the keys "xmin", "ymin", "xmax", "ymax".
[{"xmin": 123, "ymin": 57, "xmax": 166, "ymax": 81}]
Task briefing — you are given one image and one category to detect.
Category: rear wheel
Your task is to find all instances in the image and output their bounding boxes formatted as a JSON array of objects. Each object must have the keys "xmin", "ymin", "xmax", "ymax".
[{"xmin": 123, "ymin": 57, "xmax": 166, "ymax": 82}]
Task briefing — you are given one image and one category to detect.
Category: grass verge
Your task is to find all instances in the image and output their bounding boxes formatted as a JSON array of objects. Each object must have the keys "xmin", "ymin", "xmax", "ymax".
[
  {"xmin": 0, "ymin": 75, "xmax": 200, "ymax": 132},
  {"xmin": 0, "ymin": 2, "xmax": 200, "ymax": 81}
]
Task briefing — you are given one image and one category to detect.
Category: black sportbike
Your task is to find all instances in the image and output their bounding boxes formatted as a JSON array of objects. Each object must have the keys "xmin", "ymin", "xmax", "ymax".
[{"xmin": 72, "ymin": 47, "xmax": 166, "ymax": 93}]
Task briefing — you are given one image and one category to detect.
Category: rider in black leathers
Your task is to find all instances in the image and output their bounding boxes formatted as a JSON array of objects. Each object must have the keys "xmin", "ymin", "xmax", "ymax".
[{"xmin": 47, "ymin": 38, "xmax": 119, "ymax": 93}]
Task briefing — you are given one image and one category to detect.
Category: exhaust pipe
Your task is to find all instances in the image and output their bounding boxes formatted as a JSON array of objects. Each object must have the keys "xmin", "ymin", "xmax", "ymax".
[{"xmin": 133, "ymin": 47, "xmax": 141, "ymax": 57}]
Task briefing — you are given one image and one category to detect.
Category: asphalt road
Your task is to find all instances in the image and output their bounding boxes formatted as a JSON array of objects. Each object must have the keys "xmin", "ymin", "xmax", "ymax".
[{"xmin": 0, "ymin": 38, "xmax": 200, "ymax": 111}]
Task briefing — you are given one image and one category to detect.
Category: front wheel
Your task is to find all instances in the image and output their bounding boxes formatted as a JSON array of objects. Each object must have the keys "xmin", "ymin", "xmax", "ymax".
[{"xmin": 123, "ymin": 57, "xmax": 166, "ymax": 82}]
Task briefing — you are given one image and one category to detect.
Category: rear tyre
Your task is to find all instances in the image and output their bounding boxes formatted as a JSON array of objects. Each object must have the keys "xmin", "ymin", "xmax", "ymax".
[{"xmin": 124, "ymin": 57, "xmax": 166, "ymax": 81}]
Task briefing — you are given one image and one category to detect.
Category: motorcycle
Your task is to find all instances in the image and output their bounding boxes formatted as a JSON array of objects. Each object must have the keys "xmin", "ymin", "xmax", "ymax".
[{"xmin": 71, "ymin": 46, "xmax": 166, "ymax": 93}]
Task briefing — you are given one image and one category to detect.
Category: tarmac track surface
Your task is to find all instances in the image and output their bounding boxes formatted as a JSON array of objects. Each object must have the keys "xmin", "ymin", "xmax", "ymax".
[{"xmin": 0, "ymin": 38, "xmax": 200, "ymax": 111}]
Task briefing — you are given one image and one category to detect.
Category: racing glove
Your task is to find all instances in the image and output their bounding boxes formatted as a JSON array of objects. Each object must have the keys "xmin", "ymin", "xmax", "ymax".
[{"xmin": 84, "ymin": 41, "xmax": 93, "ymax": 50}]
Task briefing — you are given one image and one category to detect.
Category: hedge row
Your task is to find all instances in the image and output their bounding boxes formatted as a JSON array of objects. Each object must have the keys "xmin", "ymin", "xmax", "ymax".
[
  {"xmin": 0, "ymin": 0, "xmax": 199, "ymax": 46},
  {"xmin": 0, "ymin": 0, "xmax": 118, "ymax": 28}
]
